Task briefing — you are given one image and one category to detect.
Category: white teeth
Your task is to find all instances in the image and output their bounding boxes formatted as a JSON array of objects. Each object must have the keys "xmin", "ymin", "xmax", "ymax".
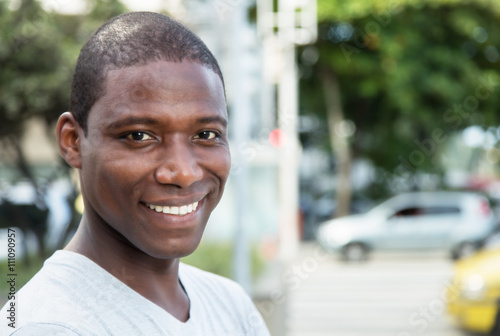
[{"xmin": 147, "ymin": 200, "xmax": 201, "ymax": 216}]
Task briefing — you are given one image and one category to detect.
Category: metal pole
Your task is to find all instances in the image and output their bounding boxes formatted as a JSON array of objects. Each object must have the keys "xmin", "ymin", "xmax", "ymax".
[
  {"xmin": 230, "ymin": 0, "xmax": 252, "ymax": 293},
  {"xmin": 256, "ymin": 0, "xmax": 317, "ymax": 262},
  {"xmin": 277, "ymin": 0, "xmax": 300, "ymax": 261}
]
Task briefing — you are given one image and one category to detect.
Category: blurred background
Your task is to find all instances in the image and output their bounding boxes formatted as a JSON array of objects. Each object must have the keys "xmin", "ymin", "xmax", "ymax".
[{"xmin": 1, "ymin": 0, "xmax": 500, "ymax": 335}]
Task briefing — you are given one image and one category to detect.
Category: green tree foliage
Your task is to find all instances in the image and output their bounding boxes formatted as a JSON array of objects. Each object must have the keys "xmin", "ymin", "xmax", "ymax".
[
  {"xmin": 0, "ymin": 0, "xmax": 128, "ymax": 144},
  {"xmin": 0, "ymin": 0, "xmax": 74, "ymax": 200},
  {"xmin": 0, "ymin": 0, "xmax": 128, "ymax": 256},
  {"xmin": 0, "ymin": 0, "xmax": 71, "ymax": 132},
  {"xmin": 300, "ymin": 0, "xmax": 500, "ymax": 199}
]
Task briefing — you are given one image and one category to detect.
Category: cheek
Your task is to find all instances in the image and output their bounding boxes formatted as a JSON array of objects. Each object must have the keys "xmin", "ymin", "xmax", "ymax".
[
  {"xmin": 208, "ymin": 148, "xmax": 231, "ymax": 183},
  {"xmin": 86, "ymin": 150, "xmax": 151, "ymax": 202}
]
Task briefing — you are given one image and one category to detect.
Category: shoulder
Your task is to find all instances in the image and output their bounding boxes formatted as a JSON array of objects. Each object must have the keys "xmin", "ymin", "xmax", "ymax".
[
  {"xmin": 9, "ymin": 250, "xmax": 99, "ymax": 308},
  {"xmin": 7, "ymin": 323, "xmax": 81, "ymax": 336},
  {"xmin": 179, "ymin": 263, "xmax": 271, "ymax": 335},
  {"xmin": 0, "ymin": 251, "xmax": 120, "ymax": 334}
]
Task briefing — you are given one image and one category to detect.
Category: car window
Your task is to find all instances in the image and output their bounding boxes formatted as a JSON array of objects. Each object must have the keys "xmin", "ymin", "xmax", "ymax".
[
  {"xmin": 393, "ymin": 207, "xmax": 423, "ymax": 217},
  {"xmin": 420, "ymin": 206, "xmax": 461, "ymax": 215},
  {"xmin": 391, "ymin": 206, "xmax": 461, "ymax": 218}
]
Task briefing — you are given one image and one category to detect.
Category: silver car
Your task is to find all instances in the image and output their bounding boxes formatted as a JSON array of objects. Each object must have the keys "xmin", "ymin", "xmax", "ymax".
[{"xmin": 316, "ymin": 192, "xmax": 498, "ymax": 261}]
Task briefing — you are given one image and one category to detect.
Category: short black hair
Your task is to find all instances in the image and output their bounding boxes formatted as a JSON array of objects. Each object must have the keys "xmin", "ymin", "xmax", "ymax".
[{"xmin": 70, "ymin": 11, "xmax": 224, "ymax": 132}]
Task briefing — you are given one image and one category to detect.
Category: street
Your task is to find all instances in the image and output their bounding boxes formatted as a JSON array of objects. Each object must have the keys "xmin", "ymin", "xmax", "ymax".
[{"xmin": 285, "ymin": 244, "xmax": 472, "ymax": 336}]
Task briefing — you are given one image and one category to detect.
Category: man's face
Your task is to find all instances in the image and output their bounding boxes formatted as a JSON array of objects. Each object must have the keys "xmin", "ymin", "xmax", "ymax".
[{"xmin": 78, "ymin": 61, "xmax": 230, "ymax": 259}]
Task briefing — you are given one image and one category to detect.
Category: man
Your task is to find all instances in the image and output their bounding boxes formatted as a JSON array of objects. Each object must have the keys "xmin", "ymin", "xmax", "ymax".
[{"xmin": 1, "ymin": 11, "xmax": 270, "ymax": 335}]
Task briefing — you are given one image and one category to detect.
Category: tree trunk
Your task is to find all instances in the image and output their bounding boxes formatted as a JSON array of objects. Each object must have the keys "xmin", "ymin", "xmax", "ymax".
[
  {"xmin": 6, "ymin": 136, "xmax": 48, "ymax": 258},
  {"xmin": 321, "ymin": 69, "xmax": 352, "ymax": 218},
  {"xmin": 7, "ymin": 136, "xmax": 44, "ymax": 204}
]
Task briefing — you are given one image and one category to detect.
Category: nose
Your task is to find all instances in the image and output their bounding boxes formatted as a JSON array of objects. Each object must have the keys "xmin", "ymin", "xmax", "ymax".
[{"xmin": 154, "ymin": 139, "xmax": 203, "ymax": 188}]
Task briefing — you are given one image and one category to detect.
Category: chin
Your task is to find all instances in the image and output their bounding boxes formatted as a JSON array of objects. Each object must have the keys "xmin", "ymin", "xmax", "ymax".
[{"xmin": 142, "ymin": 237, "xmax": 203, "ymax": 260}]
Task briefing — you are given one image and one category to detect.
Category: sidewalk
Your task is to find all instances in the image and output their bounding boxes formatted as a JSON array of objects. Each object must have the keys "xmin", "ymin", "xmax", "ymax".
[
  {"xmin": 253, "ymin": 242, "xmax": 322, "ymax": 336},
  {"xmin": 254, "ymin": 242, "xmax": 467, "ymax": 336}
]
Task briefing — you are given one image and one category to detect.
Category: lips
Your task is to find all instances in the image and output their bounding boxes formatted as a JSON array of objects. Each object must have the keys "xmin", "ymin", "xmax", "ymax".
[{"xmin": 145, "ymin": 201, "xmax": 199, "ymax": 216}]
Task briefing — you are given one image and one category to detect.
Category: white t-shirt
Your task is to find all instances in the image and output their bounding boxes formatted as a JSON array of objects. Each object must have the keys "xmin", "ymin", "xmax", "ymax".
[{"xmin": 0, "ymin": 250, "xmax": 270, "ymax": 336}]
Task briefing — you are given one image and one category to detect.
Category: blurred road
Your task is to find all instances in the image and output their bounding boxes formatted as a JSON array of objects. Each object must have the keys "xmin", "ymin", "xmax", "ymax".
[{"xmin": 285, "ymin": 243, "xmax": 471, "ymax": 336}]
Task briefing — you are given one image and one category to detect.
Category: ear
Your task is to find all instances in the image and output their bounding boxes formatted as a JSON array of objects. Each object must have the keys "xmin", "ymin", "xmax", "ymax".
[{"xmin": 56, "ymin": 112, "xmax": 83, "ymax": 169}]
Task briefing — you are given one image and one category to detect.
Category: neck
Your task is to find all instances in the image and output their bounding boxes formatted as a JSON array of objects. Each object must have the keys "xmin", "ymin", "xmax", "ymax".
[{"xmin": 64, "ymin": 214, "xmax": 190, "ymax": 322}]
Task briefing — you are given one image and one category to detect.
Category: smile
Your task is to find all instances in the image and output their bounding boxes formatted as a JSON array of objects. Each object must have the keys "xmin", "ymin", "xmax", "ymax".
[{"xmin": 145, "ymin": 201, "xmax": 199, "ymax": 216}]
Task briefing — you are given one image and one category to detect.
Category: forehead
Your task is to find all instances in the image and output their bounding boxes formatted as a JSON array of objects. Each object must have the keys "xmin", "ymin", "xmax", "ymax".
[{"xmin": 88, "ymin": 61, "xmax": 226, "ymax": 125}]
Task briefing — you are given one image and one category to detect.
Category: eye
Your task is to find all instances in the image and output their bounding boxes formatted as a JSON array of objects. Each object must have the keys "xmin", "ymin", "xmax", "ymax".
[
  {"xmin": 194, "ymin": 131, "xmax": 218, "ymax": 140},
  {"xmin": 126, "ymin": 132, "xmax": 154, "ymax": 141}
]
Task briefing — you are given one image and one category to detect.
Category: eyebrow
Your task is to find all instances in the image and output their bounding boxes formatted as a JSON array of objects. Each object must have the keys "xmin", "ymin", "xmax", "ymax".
[
  {"xmin": 106, "ymin": 115, "xmax": 228, "ymax": 130},
  {"xmin": 196, "ymin": 116, "xmax": 228, "ymax": 127},
  {"xmin": 106, "ymin": 117, "xmax": 159, "ymax": 130}
]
